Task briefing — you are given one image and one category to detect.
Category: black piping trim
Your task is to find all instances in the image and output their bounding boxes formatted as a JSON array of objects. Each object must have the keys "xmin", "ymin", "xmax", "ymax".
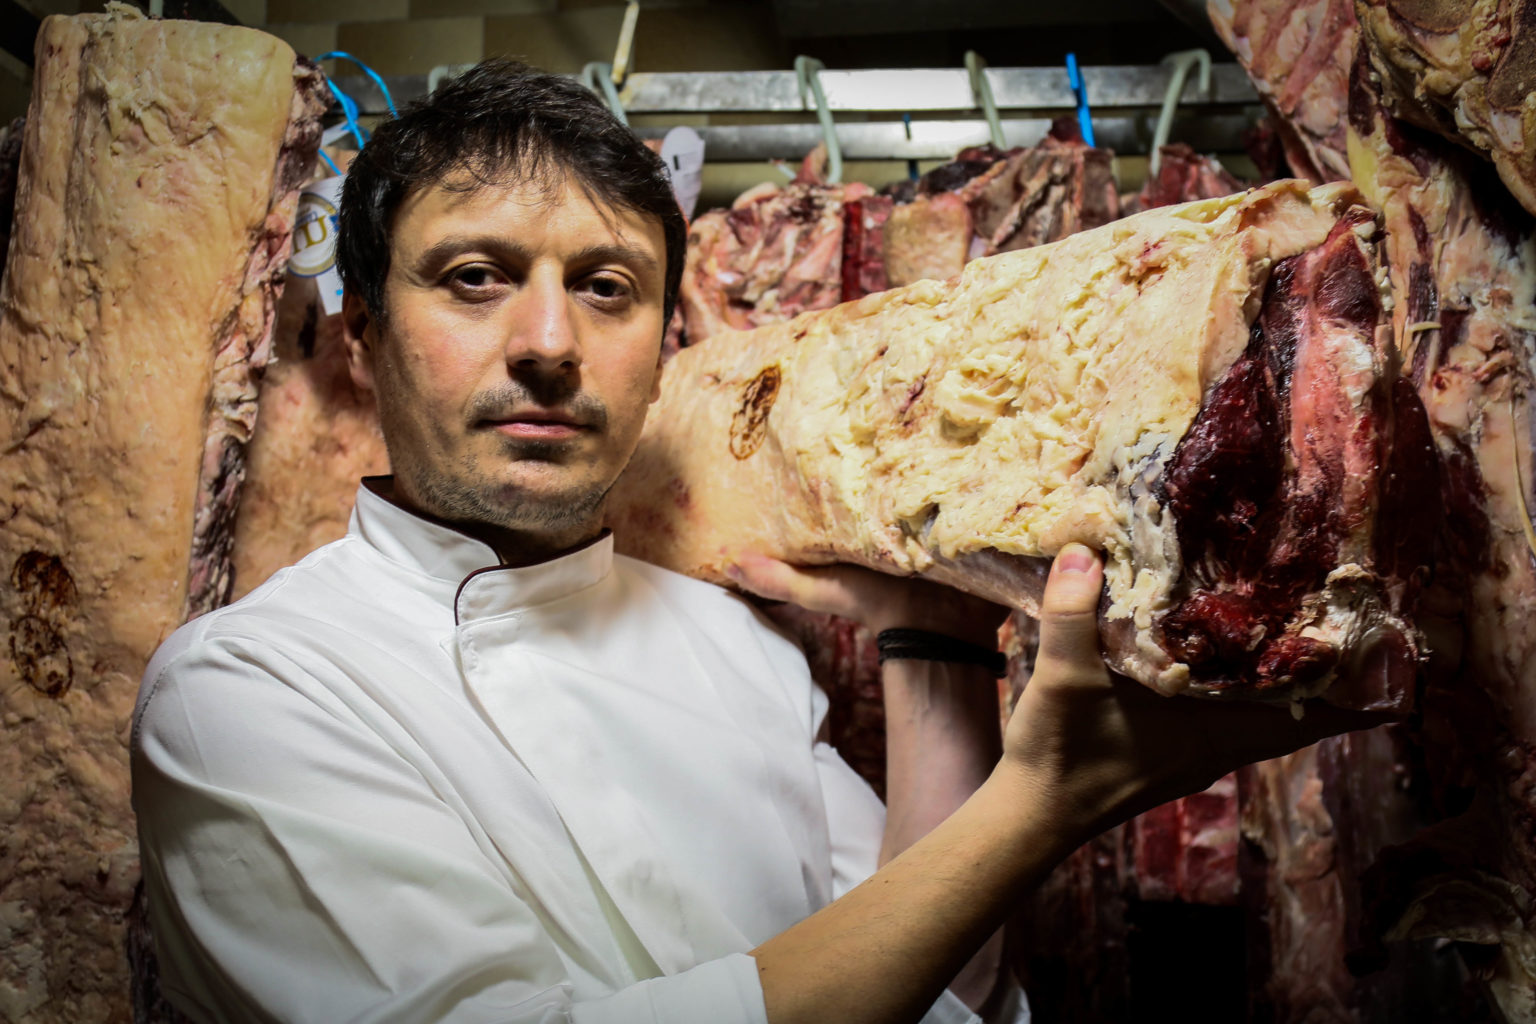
[{"xmin": 450, "ymin": 528, "xmax": 614, "ymax": 626}]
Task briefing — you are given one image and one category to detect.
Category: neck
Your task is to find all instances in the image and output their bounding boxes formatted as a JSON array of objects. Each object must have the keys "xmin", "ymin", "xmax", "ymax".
[
  {"xmin": 367, "ymin": 476, "xmax": 606, "ymax": 567},
  {"xmin": 459, "ymin": 517, "xmax": 606, "ymax": 568}
]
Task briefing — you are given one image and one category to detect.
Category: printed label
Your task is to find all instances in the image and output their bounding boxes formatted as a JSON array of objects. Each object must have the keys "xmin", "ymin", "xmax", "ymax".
[{"xmin": 289, "ymin": 175, "xmax": 347, "ymax": 315}]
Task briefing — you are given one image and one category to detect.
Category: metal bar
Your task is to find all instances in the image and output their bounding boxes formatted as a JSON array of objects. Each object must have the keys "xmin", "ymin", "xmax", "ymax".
[
  {"xmin": 628, "ymin": 114, "xmax": 1256, "ymax": 162},
  {"xmin": 332, "ymin": 64, "xmax": 1257, "ymax": 118},
  {"xmin": 615, "ymin": 64, "xmax": 1257, "ymax": 113}
]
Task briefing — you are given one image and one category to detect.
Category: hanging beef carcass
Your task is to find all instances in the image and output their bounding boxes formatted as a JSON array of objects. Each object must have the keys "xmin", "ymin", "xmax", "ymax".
[
  {"xmin": 679, "ymin": 148, "xmax": 871, "ymax": 346},
  {"xmin": 229, "ymin": 263, "xmax": 389, "ymax": 603},
  {"xmin": 1209, "ymin": 0, "xmax": 1358, "ymax": 183},
  {"xmin": 1348, "ymin": 60, "xmax": 1536, "ymax": 1022},
  {"xmin": 1215, "ymin": 0, "xmax": 1536, "ymax": 1017},
  {"xmin": 609, "ymin": 179, "xmax": 1431, "ymax": 707},
  {"xmin": 1355, "ymin": 0, "xmax": 1536, "ymax": 218},
  {"xmin": 1127, "ymin": 142, "xmax": 1249, "ymax": 214},
  {"xmin": 881, "ymin": 133, "xmax": 1120, "ymax": 288},
  {"xmin": 0, "ymin": 9, "xmax": 324, "ymax": 1019}
]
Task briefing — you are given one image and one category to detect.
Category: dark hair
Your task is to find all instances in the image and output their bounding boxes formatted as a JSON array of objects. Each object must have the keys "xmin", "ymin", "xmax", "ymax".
[{"xmin": 337, "ymin": 58, "xmax": 686, "ymax": 327}]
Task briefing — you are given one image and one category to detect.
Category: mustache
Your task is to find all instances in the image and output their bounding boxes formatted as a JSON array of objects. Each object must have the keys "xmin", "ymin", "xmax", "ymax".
[{"xmin": 467, "ymin": 378, "xmax": 608, "ymax": 430}]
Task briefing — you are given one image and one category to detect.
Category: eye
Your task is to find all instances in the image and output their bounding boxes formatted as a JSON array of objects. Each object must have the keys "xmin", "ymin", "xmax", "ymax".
[
  {"xmin": 580, "ymin": 273, "xmax": 633, "ymax": 307},
  {"xmin": 446, "ymin": 263, "xmax": 505, "ymax": 299}
]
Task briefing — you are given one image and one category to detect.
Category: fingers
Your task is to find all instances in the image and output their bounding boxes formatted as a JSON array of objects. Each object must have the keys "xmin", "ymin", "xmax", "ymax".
[
  {"xmin": 1191, "ymin": 697, "xmax": 1402, "ymax": 774},
  {"xmin": 1293, "ymin": 701, "xmax": 1403, "ymax": 747},
  {"xmin": 724, "ymin": 553, "xmax": 868, "ymax": 620},
  {"xmin": 1033, "ymin": 544, "xmax": 1109, "ymax": 683},
  {"xmin": 723, "ymin": 552, "xmax": 800, "ymax": 603}
]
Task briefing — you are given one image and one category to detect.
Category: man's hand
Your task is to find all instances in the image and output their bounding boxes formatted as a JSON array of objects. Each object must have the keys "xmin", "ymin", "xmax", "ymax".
[
  {"xmin": 749, "ymin": 543, "xmax": 1394, "ymax": 1024},
  {"xmin": 1004, "ymin": 542, "xmax": 1398, "ymax": 845},
  {"xmin": 724, "ymin": 553, "xmax": 1009, "ymax": 647}
]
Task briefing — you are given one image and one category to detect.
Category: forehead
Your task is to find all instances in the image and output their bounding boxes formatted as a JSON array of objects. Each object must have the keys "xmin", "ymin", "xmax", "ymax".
[{"xmin": 389, "ymin": 169, "xmax": 664, "ymax": 261}]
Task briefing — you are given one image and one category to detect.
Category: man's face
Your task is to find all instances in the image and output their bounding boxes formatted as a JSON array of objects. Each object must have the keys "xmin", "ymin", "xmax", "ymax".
[{"xmin": 344, "ymin": 170, "xmax": 668, "ymax": 550}]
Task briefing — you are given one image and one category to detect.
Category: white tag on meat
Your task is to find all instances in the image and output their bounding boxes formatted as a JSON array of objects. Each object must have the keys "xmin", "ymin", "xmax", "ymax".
[
  {"xmin": 289, "ymin": 174, "xmax": 347, "ymax": 315},
  {"xmin": 660, "ymin": 127, "xmax": 705, "ymax": 219}
]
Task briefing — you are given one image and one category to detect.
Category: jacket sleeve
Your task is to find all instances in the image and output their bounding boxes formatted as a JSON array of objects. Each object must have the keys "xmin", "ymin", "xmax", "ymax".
[{"xmin": 131, "ymin": 632, "xmax": 770, "ymax": 1024}]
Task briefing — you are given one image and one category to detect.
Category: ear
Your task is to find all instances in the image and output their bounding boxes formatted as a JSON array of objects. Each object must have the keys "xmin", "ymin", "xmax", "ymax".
[{"xmin": 341, "ymin": 290, "xmax": 378, "ymax": 392}]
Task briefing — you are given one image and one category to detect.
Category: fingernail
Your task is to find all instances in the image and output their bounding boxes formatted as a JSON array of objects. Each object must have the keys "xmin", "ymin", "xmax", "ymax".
[
  {"xmin": 723, "ymin": 563, "xmax": 742, "ymax": 581},
  {"xmin": 1056, "ymin": 544, "xmax": 1097, "ymax": 574}
]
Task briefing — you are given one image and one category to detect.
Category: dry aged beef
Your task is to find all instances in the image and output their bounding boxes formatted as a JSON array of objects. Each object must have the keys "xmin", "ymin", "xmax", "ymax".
[
  {"xmin": 609, "ymin": 180, "xmax": 1429, "ymax": 706},
  {"xmin": 1209, "ymin": 0, "xmax": 1358, "ymax": 183},
  {"xmin": 1219, "ymin": 0, "xmax": 1536, "ymax": 1017},
  {"xmin": 230, "ymin": 275, "xmax": 388, "ymax": 601},
  {"xmin": 0, "ymin": 10, "xmax": 322, "ymax": 1019},
  {"xmin": 676, "ymin": 139, "xmax": 1122, "ymax": 790},
  {"xmin": 1348, "ymin": 67, "xmax": 1536, "ymax": 1020},
  {"xmin": 679, "ymin": 177, "xmax": 872, "ymax": 346},
  {"xmin": 1356, "ymin": 0, "xmax": 1536, "ymax": 217},
  {"xmin": 1127, "ymin": 142, "xmax": 1248, "ymax": 214},
  {"xmin": 883, "ymin": 138, "xmax": 1120, "ymax": 288}
]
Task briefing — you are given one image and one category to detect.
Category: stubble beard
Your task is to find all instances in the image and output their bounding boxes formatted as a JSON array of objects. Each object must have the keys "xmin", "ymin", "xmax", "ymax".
[
  {"xmin": 382, "ymin": 375, "xmax": 618, "ymax": 537},
  {"xmin": 412, "ymin": 439, "xmax": 613, "ymax": 533}
]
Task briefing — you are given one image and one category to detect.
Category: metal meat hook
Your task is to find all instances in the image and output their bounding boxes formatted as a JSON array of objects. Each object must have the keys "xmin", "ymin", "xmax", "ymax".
[{"xmin": 794, "ymin": 55, "xmax": 844, "ymax": 184}]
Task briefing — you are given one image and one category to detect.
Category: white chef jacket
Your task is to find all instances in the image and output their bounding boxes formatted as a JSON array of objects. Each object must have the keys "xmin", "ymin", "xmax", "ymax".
[{"xmin": 132, "ymin": 481, "xmax": 1027, "ymax": 1024}]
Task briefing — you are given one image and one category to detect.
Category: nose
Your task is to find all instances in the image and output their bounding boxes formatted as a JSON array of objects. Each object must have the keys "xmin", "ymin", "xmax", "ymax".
[{"xmin": 506, "ymin": 270, "xmax": 581, "ymax": 373}]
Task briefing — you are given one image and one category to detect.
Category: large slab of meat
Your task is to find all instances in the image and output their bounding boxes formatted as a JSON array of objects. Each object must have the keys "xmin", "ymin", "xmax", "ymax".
[
  {"xmin": 679, "ymin": 175, "xmax": 871, "ymax": 346},
  {"xmin": 1348, "ymin": 61, "xmax": 1536, "ymax": 1020},
  {"xmin": 1356, "ymin": 0, "xmax": 1536, "ymax": 217},
  {"xmin": 881, "ymin": 137, "xmax": 1120, "ymax": 288},
  {"xmin": 609, "ymin": 180, "xmax": 1429, "ymax": 706},
  {"xmin": 0, "ymin": 10, "xmax": 322, "ymax": 1019},
  {"xmin": 1215, "ymin": 0, "xmax": 1536, "ymax": 1017},
  {"xmin": 1127, "ymin": 142, "xmax": 1248, "ymax": 214},
  {"xmin": 1209, "ymin": 0, "xmax": 1358, "ymax": 183},
  {"xmin": 228, "ymin": 275, "xmax": 388, "ymax": 602}
]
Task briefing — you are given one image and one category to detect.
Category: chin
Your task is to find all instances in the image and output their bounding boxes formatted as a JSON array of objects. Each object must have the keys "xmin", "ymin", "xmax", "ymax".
[{"xmin": 480, "ymin": 478, "xmax": 610, "ymax": 529}]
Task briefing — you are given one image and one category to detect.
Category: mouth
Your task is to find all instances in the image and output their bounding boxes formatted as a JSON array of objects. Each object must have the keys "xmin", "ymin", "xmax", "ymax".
[{"xmin": 483, "ymin": 409, "xmax": 591, "ymax": 442}]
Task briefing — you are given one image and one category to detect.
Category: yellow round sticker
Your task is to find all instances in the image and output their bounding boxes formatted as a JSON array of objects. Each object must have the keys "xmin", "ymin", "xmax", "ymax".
[{"xmin": 289, "ymin": 190, "xmax": 339, "ymax": 277}]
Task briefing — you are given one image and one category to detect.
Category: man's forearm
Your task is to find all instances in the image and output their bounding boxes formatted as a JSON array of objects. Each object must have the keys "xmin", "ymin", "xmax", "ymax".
[
  {"xmin": 751, "ymin": 760, "xmax": 1072, "ymax": 1024},
  {"xmin": 879, "ymin": 659, "xmax": 1003, "ymax": 863},
  {"xmin": 879, "ymin": 658, "xmax": 1008, "ymax": 1011}
]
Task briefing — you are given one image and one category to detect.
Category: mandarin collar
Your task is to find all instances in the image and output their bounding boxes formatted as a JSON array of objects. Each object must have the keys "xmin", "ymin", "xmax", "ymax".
[{"xmin": 349, "ymin": 479, "xmax": 615, "ymax": 621}]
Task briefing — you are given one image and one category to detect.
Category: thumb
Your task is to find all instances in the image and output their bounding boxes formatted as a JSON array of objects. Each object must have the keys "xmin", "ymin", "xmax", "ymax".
[{"xmin": 1035, "ymin": 544, "xmax": 1108, "ymax": 679}]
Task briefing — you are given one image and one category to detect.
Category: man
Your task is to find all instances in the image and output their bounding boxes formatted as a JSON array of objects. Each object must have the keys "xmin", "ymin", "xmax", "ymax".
[{"xmin": 132, "ymin": 60, "xmax": 1379, "ymax": 1024}]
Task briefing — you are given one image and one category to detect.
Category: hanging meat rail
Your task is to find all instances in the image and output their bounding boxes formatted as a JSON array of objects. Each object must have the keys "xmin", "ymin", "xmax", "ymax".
[{"xmin": 327, "ymin": 64, "xmax": 1261, "ymax": 160}]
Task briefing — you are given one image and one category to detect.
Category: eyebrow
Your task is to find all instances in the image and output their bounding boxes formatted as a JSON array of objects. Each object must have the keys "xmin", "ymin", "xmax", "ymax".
[
  {"xmin": 409, "ymin": 236, "xmax": 661, "ymax": 278},
  {"xmin": 411, "ymin": 235, "xmax": 530, "ymax": 277}
]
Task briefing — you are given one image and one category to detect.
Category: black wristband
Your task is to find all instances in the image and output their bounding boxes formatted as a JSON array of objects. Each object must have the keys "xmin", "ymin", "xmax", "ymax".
[{"xmin": 875, "ymin": 627, "xmax": 1008, "ymax": 677}]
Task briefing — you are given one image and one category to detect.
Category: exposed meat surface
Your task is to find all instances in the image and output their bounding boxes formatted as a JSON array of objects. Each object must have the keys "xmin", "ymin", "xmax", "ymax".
[
  {"xmin": 840, "ymin": 195, "xmax": 894, "ymax": 301},
  {"xmin": 0, "ymin": 10, "xmax": 319, "ymax": 1020},
  {"xmin": 678, "ymin": 180, "xmax": 869, "ymax": 346},
  {"xmin": 1357, "ymin": 0, "xmax": 1536, "ymax": 216},
  {"xmin": 1348, "ymin": 61, "xmax": 1536, "ymax": 1019},
  {"xmin": 187, "ymin": 64, "xmax": 328, "ymax": 616},
  {"xmin": 1159, "ymin": 218, "xmax": 1425, "ymax": 703},
  {"xmin": 1210, "ymin": 0, "xmax": 1358, "ymax": 182},
  {"xmin": 609, "ymin": 180, "xmax": 1419, "ymax": 704},
  {"xmin": 1129, "ymin": 142, "xmax": 1248, "ymax": 213},
  {"xmin": 229, "ymin": 275, "xmax": 389, "ymax": 601}
]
